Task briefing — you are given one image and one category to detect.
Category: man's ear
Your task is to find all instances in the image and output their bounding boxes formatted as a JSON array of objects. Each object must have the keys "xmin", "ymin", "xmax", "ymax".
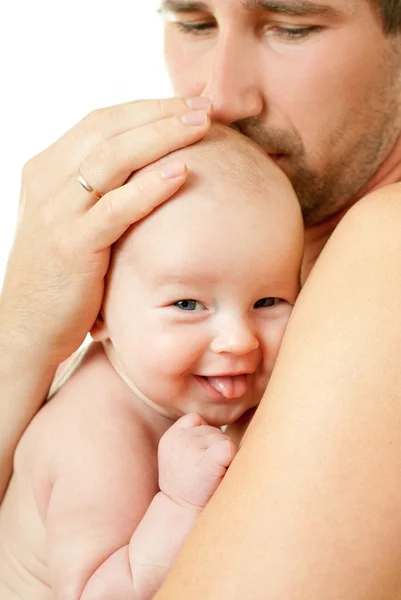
[{"xmin": 90, "ymin": 312, "xmax": 109, "ymax": 342}]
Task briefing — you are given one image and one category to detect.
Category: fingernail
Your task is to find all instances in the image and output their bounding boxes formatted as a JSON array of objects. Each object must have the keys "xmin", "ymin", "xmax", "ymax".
[
  {"xmin": 160, "ymin": 162, "xmax": 187, "ymax": 179},
  {"xmin": 185, "ymin": 97, "xmax": 212, "ymax": 110},
  {"xmin": 181, "ymin": 111, "xmax": 208, "ymax": 126}
]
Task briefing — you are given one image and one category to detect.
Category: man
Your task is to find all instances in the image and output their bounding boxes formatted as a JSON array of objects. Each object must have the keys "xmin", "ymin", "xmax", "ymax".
[
  {"xmin": 0, "ymin": 0, "xmax": 400, "ymax": 597},
  {"xmin": 160, "ymin": 0, "xmax": 401, "ymax": 278}
]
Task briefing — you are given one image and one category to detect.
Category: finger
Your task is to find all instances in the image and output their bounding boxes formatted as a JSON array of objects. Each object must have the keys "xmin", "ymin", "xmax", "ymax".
[
  {"xmin": 194, "ymin": 431, "xmax": 233, "ymax": 451},
  {"xmin": 200, "ymin": 439, "xmax": 239, "ymax": 470},
  {"xmin": 82, "ymin": 162, "xmax": 188, "ymax": 251},
  {"xmin": 81, "ymin": 96, "xmax": 212, "ymax": 138},
  {"xmin": 173, "ymin": 413, "xmax": 208, "ymax": 430},
  {"xmin": 30, "ymin": 97, "xmax": 211, "ymax": 199},
  {"xmin": 77, "ymin": 111, "xmax": 210, "ymax": 198}
]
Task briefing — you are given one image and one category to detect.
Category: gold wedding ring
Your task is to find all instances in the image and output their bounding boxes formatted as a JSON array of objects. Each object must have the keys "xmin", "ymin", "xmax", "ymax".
[{"xmin": 76, "ymin": 169, "xmax": 104, "ymax": 201}]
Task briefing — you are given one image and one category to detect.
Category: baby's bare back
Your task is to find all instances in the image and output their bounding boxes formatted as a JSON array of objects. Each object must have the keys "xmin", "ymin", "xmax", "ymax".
[
  {"xmin": 0, "ymin": 344, "xmax": 163, "ymax": 599},
  {"xmin": 0, "ymin": 343, "xmax": 239, "ymax": 599},
  {"xmin": 0, "ymin": 465, "xmax": 52, "ymax": 599}
]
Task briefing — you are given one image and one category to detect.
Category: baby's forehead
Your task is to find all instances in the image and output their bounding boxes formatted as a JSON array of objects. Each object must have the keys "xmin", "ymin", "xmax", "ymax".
[
  {"xmin": 117, "ymin": 180, "xmax": 295, "ymax": 275},
  {"xmin": 117, "ymin": 124, "xmax": 301, "ymax": 257}
]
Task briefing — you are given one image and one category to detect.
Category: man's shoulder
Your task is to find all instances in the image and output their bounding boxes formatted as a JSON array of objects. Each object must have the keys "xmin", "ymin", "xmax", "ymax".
[
  {"xmin": 348, "ymin": 182, "xmax": 401, "ymax": 224},
  {"xmin": 328, "ymin": 182, "xmax": 401, "ymax": 253}
]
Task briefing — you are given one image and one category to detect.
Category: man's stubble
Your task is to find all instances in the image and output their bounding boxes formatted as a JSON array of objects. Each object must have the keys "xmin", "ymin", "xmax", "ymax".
[{"xmin": 235, "ymin": 46, "xmax": 401, "ymax": 227}]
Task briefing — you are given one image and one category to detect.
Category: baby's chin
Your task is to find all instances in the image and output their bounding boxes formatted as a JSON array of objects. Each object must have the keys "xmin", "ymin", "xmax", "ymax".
[
  {"xmin": 147, "ymin": 395, "xmax": 257, "ymax": 428},
  {"xmin": 186, "ymin": 401, "xmax": 258, "ymax": 428},
  {"xmin": 115, "ymin": 365, "xmax": 259, "ymax": 427}
]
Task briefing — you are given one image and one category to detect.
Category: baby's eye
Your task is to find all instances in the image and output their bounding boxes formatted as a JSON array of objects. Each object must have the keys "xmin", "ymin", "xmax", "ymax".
[
  {"xmin": 254, "ymin": 297, "xmax": 281, "ymax": 309},
  {"xmin": 173, "ymin": 299, "xmax": 204, "ymax": 311}
]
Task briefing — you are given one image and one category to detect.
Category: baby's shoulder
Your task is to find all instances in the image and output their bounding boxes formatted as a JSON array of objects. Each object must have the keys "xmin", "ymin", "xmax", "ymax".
[{"xmin": 16, "ymin": 344, "xmax": 158, "ymax": 508}]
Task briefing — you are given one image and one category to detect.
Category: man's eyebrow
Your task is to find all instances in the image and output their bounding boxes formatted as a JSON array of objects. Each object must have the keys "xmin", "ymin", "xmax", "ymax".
[
  {"xmin": 159, "ymin": 0, "xmax": 344, "ymax": 17},
  {"xmin": 243, "ymin": 0, "xmax": 342, "ymax": 16},
  {"xmin": 159, "ymin": 1, "xmax": 210, "ymax": 14}
]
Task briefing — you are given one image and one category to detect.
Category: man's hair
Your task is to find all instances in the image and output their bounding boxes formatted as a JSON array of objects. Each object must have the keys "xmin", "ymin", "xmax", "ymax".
[{"xmin": 371, "ymin": 0, "xmax": 401, "ymax": 34}]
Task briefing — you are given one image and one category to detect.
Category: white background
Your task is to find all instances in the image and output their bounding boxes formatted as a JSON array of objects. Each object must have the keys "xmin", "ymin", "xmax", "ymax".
[{"xmin": 0, "ymin": 1, "xmax": 172, "ymax": 286}]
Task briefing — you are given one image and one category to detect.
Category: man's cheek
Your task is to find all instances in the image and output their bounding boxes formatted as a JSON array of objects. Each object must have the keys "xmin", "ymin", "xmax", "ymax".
[{"xmin": 165, "ymin": 43, "xmax": 206, "ymax": 96}]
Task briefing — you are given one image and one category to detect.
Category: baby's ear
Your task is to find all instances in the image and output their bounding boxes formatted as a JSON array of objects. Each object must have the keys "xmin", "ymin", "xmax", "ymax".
[{"xmin": 90, "ymin": 313, "xmax": 109, "ymax": 342}]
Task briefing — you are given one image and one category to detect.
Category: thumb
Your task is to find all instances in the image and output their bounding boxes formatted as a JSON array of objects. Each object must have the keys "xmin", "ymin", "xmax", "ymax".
[{"xmin": 174, "ymin": 413, "xmax": 208, "ymax": 429}]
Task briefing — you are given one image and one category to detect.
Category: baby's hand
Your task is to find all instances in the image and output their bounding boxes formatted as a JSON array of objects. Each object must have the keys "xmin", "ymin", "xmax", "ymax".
[{"xmin": 158, "ymin": 413, "xmax": 238, "ymax": 508}]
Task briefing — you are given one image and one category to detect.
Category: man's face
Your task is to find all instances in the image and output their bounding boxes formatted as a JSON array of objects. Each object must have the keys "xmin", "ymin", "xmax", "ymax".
[{"xmin": 162, "ymin": 0, "xmax": 401, "ymax": 225}]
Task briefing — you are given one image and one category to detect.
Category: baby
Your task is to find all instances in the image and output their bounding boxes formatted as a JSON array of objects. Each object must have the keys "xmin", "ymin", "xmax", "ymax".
[{"xmin": 0, "ymin": 124, "xmax": 303, "ymax": 600}]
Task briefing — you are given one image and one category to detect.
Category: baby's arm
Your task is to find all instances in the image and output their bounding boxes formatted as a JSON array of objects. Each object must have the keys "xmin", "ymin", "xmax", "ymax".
[
  {"xmin": 44, "ymin": 407, "xmax": 158, "ymax": 600},
  {"xmin": 127, "ymin": 414, "xmax": 238, "ymax": 599},
  {"xmin": 46, "ymin": 407, "xmax": 236, "ymax": 600},
  {"xmin": 82, "ymin": 414, "xmax": 238, "ymax": 600}
]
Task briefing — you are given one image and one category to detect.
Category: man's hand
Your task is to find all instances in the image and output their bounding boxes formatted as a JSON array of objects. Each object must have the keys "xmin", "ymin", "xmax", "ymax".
[{"xmin": 0, "ymin": 97, "xmax": 211, "ymax": 366}]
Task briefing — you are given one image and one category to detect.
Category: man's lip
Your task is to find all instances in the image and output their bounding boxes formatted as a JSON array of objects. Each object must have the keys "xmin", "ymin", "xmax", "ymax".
[{"xmin": 268, "ymin": 153, "xmax": 285, "ymax": 163}]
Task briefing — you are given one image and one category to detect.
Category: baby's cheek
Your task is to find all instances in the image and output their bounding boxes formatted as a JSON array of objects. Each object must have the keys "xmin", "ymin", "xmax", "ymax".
[
  {"xmin": 126, "ymin": 331, "xmax": 201, "ymax": 404},
  {"xmin": 261, "ymin": 319, "xmax": 290, "ymax": 373},
  {"xmin": 151, "ymin": 329, "xmax": 205, "ymax": 376}
]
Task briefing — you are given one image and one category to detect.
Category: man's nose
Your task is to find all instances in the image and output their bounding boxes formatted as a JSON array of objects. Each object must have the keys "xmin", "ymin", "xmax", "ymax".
[
  {"xmin": 210, "ymin": 316, "xmax": 260, "ymax": 356},
  {"xmin": 202, "ymin": 32, "xmax": 264, "ymax": 124}
]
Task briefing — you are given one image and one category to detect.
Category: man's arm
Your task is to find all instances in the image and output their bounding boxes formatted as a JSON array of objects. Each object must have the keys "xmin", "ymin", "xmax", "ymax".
[
  {"xmin": 0, "ymin": 96, "xmax": 208, "ymax": 505},
  {"xmin": 0, "ymin": 329, "xmax": 56, "ymax": 503},
  {"xmin": 154, "ymin": 184, "xmax": 401, "ymax": 600}
]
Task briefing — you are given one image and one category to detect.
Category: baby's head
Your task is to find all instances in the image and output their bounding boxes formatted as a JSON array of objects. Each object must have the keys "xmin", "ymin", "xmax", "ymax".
[{"xmin": 93, "ymin": 124, "xmax": 304, "ymax": 426}]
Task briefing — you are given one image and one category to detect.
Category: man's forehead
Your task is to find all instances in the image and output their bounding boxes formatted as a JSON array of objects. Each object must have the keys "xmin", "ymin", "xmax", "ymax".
[{"xmin": 160, "ymin": 0, "xmax": 356, "ymax": 17}]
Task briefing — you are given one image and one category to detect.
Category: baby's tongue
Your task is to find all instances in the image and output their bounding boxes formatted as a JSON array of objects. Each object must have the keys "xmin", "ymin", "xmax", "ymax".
[{"xmin": 206, "ymin": 375, "xmax": 247, "ymax": 399}]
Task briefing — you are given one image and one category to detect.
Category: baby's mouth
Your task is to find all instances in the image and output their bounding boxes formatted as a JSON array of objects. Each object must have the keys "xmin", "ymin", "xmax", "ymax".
[{"xmin": 197, "ymin": 374, "xmax": 248, "ymax": 400}]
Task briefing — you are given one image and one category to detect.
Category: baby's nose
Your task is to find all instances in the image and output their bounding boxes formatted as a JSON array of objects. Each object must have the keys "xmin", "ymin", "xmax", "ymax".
[{"xmin": 210, "ymin": 318, "xmax": 259, "ymax": 356}]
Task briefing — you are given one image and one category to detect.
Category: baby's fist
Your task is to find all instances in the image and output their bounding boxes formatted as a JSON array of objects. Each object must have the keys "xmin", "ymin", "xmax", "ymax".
[{"xmin": 158, "ymin": 413, "xmax": 238, "ymax": 508}]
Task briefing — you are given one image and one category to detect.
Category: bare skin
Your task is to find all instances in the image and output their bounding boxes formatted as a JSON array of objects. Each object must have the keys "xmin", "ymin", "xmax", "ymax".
[
  {"xmin": 162, "ymin": 0, "xmax": 401, "ymax": 263},
  {"xmin": 1, "ymin": 0, "xmax": 401, "ymax": 596},
  {"xmin": 0, "ymin": 129, "xmax": 303, "ymax": 599},
  {"xmin": 151, "ymin": 0, "xmax": 401, "ymax": 597},
  {"xmin": 0, "ymin": 344, "xmax": 236, "ymax": 600},
  {"xmin": 155, "ymin": 183, "xmax": 401, "ymax": 600},
  {"xmin": 0, "ymin": 97, "xmax": 212, "ymax": 504}
]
